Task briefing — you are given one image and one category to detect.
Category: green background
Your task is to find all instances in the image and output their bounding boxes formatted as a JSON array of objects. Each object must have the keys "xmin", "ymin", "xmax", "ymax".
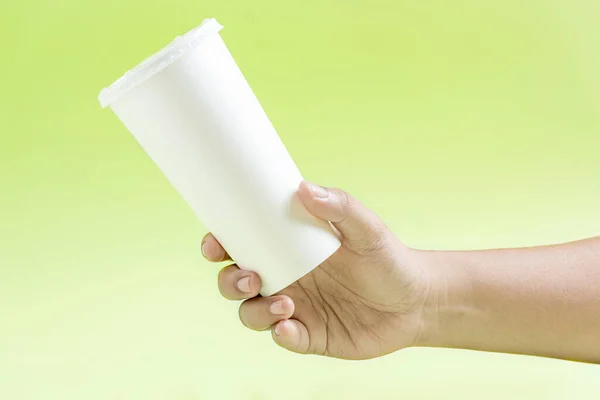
[{"xmin": 1, "ymin": 0, "xmax": 599, "ymax": 398}]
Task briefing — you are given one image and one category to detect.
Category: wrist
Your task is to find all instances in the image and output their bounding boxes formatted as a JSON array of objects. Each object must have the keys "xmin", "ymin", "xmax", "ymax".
[{"xmin": 410, "ymin": 249, "xmax": 477, "ymax": 348}]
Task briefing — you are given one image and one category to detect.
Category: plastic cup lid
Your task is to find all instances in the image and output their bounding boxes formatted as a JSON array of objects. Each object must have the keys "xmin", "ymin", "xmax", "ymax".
[{"xmin": 98, "ymin": 18, "xmax": 223, "ymax": 108}]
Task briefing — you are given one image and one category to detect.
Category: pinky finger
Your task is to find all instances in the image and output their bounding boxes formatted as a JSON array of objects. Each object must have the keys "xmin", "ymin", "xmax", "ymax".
[{"xmin": 271, "ymin": 319, "xmax": 310, "ymax": 355}]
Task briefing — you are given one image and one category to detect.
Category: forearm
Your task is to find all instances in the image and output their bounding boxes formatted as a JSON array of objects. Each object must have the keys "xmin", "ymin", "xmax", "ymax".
[{"xmin": 416, "ymin": 237, "xmax": 600, "ymax": 363}]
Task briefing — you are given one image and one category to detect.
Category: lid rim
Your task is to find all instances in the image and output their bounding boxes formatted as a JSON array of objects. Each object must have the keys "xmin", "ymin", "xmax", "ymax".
[{"xmin": 98, "ymin": 18, "xmax": 223, "ymax": 108}]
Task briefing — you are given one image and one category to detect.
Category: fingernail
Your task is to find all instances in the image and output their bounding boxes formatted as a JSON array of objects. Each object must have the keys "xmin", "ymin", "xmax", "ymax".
[
  {"xmin": 274, "ymin": 323, "xmax": 282, "ymax": 336},
  {"xmin": 237, "ymin": 276, "xmax": 252, "ymax": 293},
  {"xmin": 308, "ymin": 182, "xmax": 329, "ymax": 198},
  {"xmin": 270, "ymin": 299, "xmax": 285, "ymax": 315},
  {"xmin": 201, "ymin": 241, "xmax": 207, "ymax": 259}
]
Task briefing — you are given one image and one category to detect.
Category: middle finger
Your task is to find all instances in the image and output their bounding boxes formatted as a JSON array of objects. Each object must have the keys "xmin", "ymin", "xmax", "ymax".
[{"xmin": 218, "ymin": 264, "xmax": 261, "ymax": 300}]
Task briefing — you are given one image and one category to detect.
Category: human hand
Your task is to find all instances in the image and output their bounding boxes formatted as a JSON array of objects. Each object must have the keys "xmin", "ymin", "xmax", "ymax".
[{"xmin": 201, "ymin": 181, "xmax": 434, "ymax": 360}]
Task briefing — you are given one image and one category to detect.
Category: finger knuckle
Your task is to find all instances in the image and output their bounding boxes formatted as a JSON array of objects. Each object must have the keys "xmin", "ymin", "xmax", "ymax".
[
  {"xmin": 333, "ymin": 188, "xmax": 352, "ymax": 220},
  {"xmin": 348, "ymin": 229, "xmax": 391, "ymax": 255}
]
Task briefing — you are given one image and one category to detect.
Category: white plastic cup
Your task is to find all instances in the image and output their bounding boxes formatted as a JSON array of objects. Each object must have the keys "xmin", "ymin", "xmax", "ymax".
[{"xmin": 98, "ymin": 18, "xmax": 341, "ymax": 296}]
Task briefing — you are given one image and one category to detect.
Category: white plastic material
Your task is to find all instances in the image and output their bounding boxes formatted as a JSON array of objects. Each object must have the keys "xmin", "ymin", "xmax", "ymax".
[{"xmin": 98, "ymin": 18, "xmax": 341, "ymax": 296}]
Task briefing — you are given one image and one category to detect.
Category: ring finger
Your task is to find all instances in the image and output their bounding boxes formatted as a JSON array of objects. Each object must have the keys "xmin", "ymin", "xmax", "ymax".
[{"xmin": 239, "ymin": 295, "xmax": 295, "ymax": 331}]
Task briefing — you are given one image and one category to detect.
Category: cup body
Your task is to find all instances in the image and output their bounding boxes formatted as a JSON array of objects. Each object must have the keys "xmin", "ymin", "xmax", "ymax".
[{"xmin": 100, "ymin": 20, "xmax": 341, "ymax": 295}]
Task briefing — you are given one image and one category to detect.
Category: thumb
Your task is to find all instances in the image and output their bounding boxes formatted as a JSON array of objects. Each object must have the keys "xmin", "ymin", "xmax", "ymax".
[{"xmin": 298, "ymin": 181, "xmax": 385, "ymax": 244}]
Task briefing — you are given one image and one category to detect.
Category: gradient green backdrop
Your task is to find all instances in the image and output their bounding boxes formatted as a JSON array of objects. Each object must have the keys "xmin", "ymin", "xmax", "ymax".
[{"xmin": 1, "ymin": 0, "xmax": 599, "ymax": 399}]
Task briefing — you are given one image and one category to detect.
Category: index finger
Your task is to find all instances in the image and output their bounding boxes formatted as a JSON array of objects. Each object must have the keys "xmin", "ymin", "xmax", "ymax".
[{"xmin": 201, "ymin": 233, "xmax": 232, "ymax": 262}]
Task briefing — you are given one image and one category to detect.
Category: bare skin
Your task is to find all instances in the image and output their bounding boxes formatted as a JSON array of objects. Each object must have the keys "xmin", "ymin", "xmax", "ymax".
[{"xmin": 201, "ymin": 181, "xmax": 600, "ymax": 363}]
